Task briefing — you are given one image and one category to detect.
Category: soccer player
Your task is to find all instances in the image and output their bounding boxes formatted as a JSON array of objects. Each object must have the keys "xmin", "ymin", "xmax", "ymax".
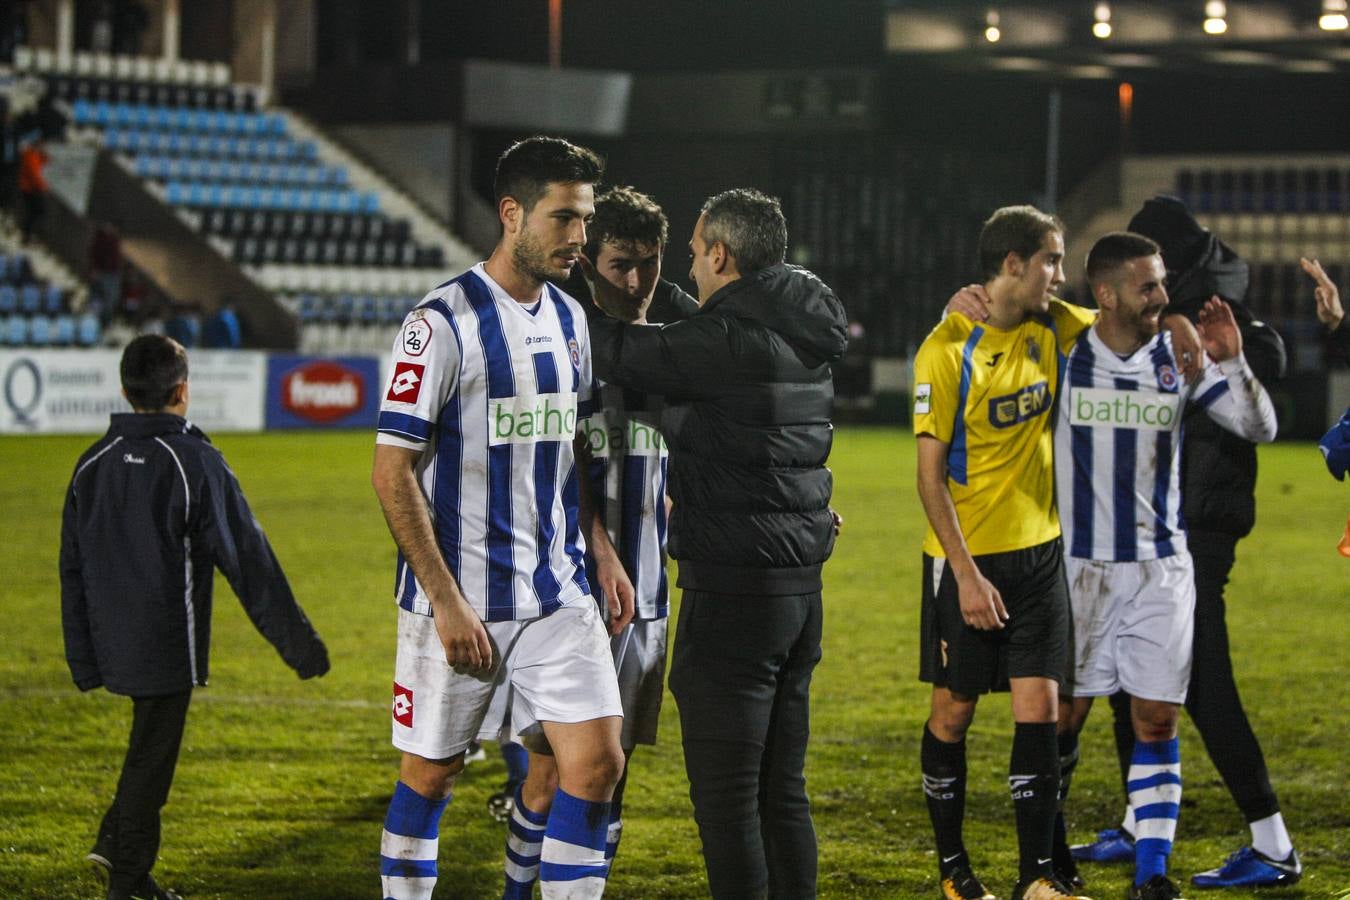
[
  {"xmin": 61, "ymin": 334, "xmax": 330, "ymax": 900},
  {"xmin": 1071, "ymin": 199, "xmax": 1304, "ymax": 890},
  {"xmin": 498, "ymin": 185, "xmax": 697, "ymax": 897},
  {"xmin": 1054, "ymin": 232, "xmax": 1277, "ymax": 900},
  {"xmin": 372, "ymin": 136, "xmax": 634, "ymax": 900},
  {"xmin": 914, "ymin": 205, "xmax": 1096, "ymax": 900}
]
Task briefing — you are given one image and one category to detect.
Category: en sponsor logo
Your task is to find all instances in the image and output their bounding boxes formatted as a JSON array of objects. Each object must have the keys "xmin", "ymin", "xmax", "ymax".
[
  {"xmin": 281, "ymin": 360, "xmax": 365, "ymax": 424},
  {"xmin": 989, "ymin": 380, "xmax": 1051, "ymax": 428}
]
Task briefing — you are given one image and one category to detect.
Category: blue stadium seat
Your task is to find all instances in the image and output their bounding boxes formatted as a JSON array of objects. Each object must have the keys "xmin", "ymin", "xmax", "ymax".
[
  {"xmin": 52, "ymin": 315, "xmax": 76, "ymax": 345},
  {"xmin": 43, "ymin": 285, "xmax": 64, "ymax": 315},
  {"xmin": 2, "ymin": 314, "xmax": 25, "ymax": 346},
  {"xmin": 0, "ymin": 285, "xmax": 15, "ymax": 314},
  {"xmin": 76, "ymin": 313, "xmax": 102, "ymax": 347},
  {"xmin": 27, "ymin": 314, "xmax": 53, "ymax": 345},
  {"xmin": 18, "ymin": 284, "xmax": 41, "ymax": 315}
]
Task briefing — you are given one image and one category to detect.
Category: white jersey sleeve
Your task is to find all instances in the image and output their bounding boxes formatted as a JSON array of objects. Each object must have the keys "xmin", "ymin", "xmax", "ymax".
[
  {"xmin": 1188, "ymin": 353, "xmax": 1278, "ymax": 444},
  {"xmin": 376, "ymin": 302, "xmax": 461, "ymax": 450}
]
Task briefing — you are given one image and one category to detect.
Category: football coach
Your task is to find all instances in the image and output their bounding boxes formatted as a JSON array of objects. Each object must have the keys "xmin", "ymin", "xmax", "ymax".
[{"xmin": 589, "ymin": 188, "xmax": 848, "ymax": 899}]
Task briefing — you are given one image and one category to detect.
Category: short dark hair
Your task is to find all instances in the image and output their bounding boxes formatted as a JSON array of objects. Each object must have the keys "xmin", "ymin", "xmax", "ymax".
[
  {"xmin": 1085, "ymin": 231, "xmax": 1162, "ymax": 286},
  {"xmin": 120, "ymin": 334, "xmax": 188, "ymax": 411},
  {"xmin": 978, "ymin": 205, "xmax": 1063, "ymax": 280},
  {"xmin": 493, "ymin": 136, "xmax": 605, "ymax": 214},
  {"xmin": 699, "ymin": 188, "xmax": 787, "ymax": 274},
  {"xmin": 584, "ymin": 186, "xmax": 668, "ymax": 261}
]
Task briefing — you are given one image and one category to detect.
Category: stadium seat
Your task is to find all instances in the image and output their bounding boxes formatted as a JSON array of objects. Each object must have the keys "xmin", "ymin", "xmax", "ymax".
[
  {"xmin": 27, "ymin": 314, "xmax": 53, "ymax": 345},
  {"xmin": 52, "ymin": 315, "xmax": 76, "ymax": 345},
  {"xmin": 18, "ymin": 285, "xmax": 41, "ymax": 315},
  {"xmin": 42, "ymin": 285, "xmax": 65, "ymax": 316},
  {"xmin": 0, "ymin": 285, "xmax": 15, "ymax": 314},
  {"xmin": 76, "ymin": 313, "xmax": 102, "ymax": 347}
]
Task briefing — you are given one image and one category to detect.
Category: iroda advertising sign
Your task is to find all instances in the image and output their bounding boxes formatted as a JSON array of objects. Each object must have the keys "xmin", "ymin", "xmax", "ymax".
[
  {"xmin": 0, "ymin": 349, "xmax": 265, "ymax": 434},
  {"xmin": 265, "ymin": 355, "xmax": 380, "ymax": 429}
]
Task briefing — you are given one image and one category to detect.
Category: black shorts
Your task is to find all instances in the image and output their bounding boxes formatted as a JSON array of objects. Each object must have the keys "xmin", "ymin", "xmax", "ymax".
[{"xmin": 918, "ymin": 538, "xmax": 1069, "ymax": 696}]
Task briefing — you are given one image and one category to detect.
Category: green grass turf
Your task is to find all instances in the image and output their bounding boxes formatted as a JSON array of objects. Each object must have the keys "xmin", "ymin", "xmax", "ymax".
[{"xmin": 1, "ymin": 427, "xmax": 1346, "ymax": 898}]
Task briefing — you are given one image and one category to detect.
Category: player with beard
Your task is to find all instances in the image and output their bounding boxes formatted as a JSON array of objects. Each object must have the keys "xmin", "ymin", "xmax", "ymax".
[
  {"xmin": 1052, "ymin": 233, "xmax": 1276, "ymax": 900},
  {"xmin": 496, "ymin": 186, "xmax": 698, "ymax": 897},
  {"xmin": 372, "ymin": 136, "xmax": 634, "ymax": 900}
]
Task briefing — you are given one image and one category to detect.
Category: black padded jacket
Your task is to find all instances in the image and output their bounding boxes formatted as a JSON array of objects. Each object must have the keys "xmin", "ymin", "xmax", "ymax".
[
  {"xmin": 590, "ymin": 264, "xmax": 848, "ymax": 595},
  {"xmin": 60, "ymin": 413, "xmax": 329, "ymax": 696}
]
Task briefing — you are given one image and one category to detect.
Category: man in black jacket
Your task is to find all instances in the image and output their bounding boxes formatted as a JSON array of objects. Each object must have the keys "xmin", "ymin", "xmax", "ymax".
[
  {"xmin": 590, "ymin": 188, "xmax": 847, "ymax": 899},
  {"xmin": 61, "ymin": 335, "xmax": 329, "ymax": 900}
]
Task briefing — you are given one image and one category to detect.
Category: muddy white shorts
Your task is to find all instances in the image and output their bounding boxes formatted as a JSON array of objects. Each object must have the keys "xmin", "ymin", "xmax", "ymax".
[
  {"xmin": 1064, "ymin": 553, "xmax": 1195, "ymax": 704},
  {"xmin": 612, "ymin": 616, "xmax": 668, "ymax": 749},
  {"xmin": 390, "ymin": 601, "xmax": 622, "ymax": 760}
]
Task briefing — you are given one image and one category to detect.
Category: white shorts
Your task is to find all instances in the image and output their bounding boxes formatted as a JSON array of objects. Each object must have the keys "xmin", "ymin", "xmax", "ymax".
[
  {"xmin": 612, "ymin": 617, "xmax": 668, "ymax": 749},
  {"xmin": 1065, "ymin": 554, "xmax": 1195, "ymax": 704},
  {"xmin": 390, "ymin": 602, "xmax": 622, "ymax": 760}
]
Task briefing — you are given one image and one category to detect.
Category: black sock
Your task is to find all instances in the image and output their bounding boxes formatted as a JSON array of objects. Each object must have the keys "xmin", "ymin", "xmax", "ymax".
[
  {"xmin": 922, "ymin": 724, "xmax": 968, "ymax": 877},
  {"xmin": 1052, "ymin": 730, "xmax": 1080, "ymax": 873},
  {"xmin": 1010, "ymin": 722, "xmax": 1059, "ymax": 881}
]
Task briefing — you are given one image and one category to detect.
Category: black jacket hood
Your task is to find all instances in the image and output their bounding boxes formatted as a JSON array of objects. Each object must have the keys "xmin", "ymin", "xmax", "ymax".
[{"xmin": 704, "ymin": 264, "xmax": 848, "ymax": 366}]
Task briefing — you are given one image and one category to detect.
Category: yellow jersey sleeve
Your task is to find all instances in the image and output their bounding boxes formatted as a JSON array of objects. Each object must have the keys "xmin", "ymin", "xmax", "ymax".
[
  {"xmin": 912, "ymin": 318, "xmax": 969, "ymax": 444},
  {"xmin": 1048, "ymin": 299, "xmax": 1097, "ymax": 355}
]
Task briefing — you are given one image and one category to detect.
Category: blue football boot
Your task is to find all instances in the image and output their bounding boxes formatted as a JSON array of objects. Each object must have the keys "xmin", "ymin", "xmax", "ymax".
[
  {"xmin": 1191, "ymin": 846, "xmax": 1301, "ymax": 889},
  {"xmin": 1069, "ymin": 827, "xmax": 1134, "ymax": 863}
]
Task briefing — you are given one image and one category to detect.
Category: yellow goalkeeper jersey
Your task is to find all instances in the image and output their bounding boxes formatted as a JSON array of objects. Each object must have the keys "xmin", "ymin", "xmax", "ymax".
[{"xmin": 913, "ymin": 299, "xmax": 1096, "ymax": 557}]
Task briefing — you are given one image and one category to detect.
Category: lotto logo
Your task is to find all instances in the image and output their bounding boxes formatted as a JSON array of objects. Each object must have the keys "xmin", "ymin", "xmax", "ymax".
[
  {"xmin": 387, "ymin": 363, "xmax": 425, "ymax": 403},
  {"xmin": 392, "ymin": 682, "xmax": 414, "ymax": 727}
]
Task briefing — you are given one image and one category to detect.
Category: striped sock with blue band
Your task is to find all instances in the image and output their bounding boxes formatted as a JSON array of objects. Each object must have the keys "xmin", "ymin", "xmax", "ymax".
[
  {"xmin": 1129, "ymin": 737, "xmax": 1182, "ymax": 885},
  {"xmin": 380, "ymin": 781, "xmax": 449, "ymax": 900},
  {"xmin": 503, "ymin": 783, "xmax": 547, "ymax": 899},
  {"xmin": 539, "ymin": 788, "xmax": 611, "ymax": 898}
]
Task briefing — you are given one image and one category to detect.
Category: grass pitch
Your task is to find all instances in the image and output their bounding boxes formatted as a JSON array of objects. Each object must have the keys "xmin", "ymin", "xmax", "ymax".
[{"xmin": 0, "ymin": 428, "xmax": 1346, "ymax": 898}]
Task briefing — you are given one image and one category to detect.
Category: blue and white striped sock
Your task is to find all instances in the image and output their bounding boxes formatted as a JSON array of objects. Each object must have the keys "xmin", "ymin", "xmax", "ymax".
[
  {"xmin": 504, "ymin": 784, "xmax": 547, "ymax": 900},
  {"xmin": 539, "ymin": 789, "xmax": 611, "ymax": 899},
  {"xmin": 604, "ymin": 794, "xmax": 623, "ymax": 863},
  {"xmin": 380, "ymin": 781, "xmax": 449, "ymax": 900},
  {"xmin": 1129, "ymin": 738, "xmax": 1181, "ymax": 885}
]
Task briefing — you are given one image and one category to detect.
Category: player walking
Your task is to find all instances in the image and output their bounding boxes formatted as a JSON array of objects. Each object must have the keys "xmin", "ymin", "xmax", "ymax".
[{"xmin": 372, "ymin": 136, "xmax": 633, "ymax": 900}]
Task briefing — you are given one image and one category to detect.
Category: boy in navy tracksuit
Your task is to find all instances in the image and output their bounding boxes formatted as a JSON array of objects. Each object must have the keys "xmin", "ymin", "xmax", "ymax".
[{"xmin": 60, "ymin": 335, "xmax": 330, "ymax": 900}]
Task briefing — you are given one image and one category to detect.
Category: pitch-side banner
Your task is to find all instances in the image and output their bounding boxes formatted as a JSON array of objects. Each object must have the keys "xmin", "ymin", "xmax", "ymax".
[{"xmin": 0, "ymin": 349, "xmax": 266, "ymax": 434}]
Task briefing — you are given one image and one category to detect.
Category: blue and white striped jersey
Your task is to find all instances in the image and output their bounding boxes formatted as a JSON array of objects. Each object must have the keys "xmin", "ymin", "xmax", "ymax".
[
  {"xmin": 376, "ymin": 263, "xmax": 594, "ymax": 621},
  {"xmin": 580, "ymin": 380, "xmax": 670, "ymax": 620},
  {"xmin": 1055, "ymin": 327, "xmax": 1277, "ymax": 562}
]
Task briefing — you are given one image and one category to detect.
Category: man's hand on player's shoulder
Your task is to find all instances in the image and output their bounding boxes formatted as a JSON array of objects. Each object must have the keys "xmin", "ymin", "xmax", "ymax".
[{"xmin": 945, "ymin": 284, "xmax": 992, "ymax": 322}]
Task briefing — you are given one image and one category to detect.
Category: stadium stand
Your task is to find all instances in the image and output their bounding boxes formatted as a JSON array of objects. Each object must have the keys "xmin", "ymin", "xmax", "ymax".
[{"xmin": 9, "ymin": 46, "xmax": 476, "ymax": 352}]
